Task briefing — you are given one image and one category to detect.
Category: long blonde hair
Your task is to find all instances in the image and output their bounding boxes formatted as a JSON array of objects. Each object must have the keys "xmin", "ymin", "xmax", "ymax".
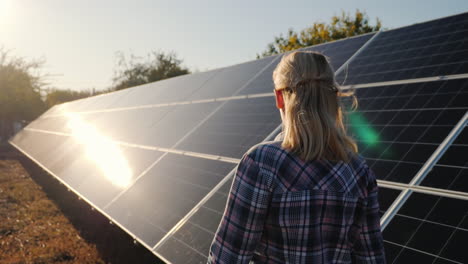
[{"xmin": 272, "ymin": 51, "xmax": 357, "ymax": 162}]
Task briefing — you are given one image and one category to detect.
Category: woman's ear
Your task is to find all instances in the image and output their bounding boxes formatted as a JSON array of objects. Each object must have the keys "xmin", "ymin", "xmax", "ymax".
[{"xmin": 275, "ymin": 89, "xmax": 284, "ymax": 109}]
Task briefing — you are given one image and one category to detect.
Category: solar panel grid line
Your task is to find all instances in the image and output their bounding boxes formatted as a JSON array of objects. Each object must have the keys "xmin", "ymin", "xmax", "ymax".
[
  {"xmin": 367, "ymin": 158, "xmax": 422, "ymax": 166},
  {"xmin": 364, "ymin": 22, "xmax": 468, "ymax": 48},
  {"xmin": 387, "ymin": 194, "xmax": 467, "ymax": 263},
  {"xmin": 39, "ymin": 93, "xmax": 273, "ymax": 118},
  {"xmin": 378, "ymin": 180, "xmax": 468, "ymax": 201},
  {"xmin": 384, "ymin": 188, "xmax": 468, "ymax": 263},
  {"xmin": 383, "ymin": 240, "xmax": 464, "ymax": 264},
  {"xmin": 8, "ymin": 139, "xmax": 174, "ymax": 264},
  {"xmin": 24, "ymin": 127, "xmax": 69, "ymax": 137},
  {"xmin": 391, "ymin": 213, "xmax": 468, "ymax": 233},
  {"xmin": 357, "ymin": 106, "xmax": 468, "ymax": 113},
  {"xmin": 434, "ymin": 214, "xmax": 468, "ymax": 264},
  {"xmin": 380, "ymin": 111, "xmax": 468, "ymax": 229},
  {"xmin": 376, "ymin": 12, "xmax": 468, "ymax": 36},
  {"xmin": 356, "ymin": 139, "xmax": 451, "ymax": 147},
  {"xmin": 341, "ymin": 73, "xmax": 468, "ymax": 90},
  {"xmin": 418, "ymin": 127, "xmax": 467, "ymax": 199},
  {"xmin": 409, "ymin": 111, "xmax": 468, "ymax": 186},
  {"xmin": 60, "ymin": 85, "xmax": 136, "ymax": 114},
  {"xmin": 114, "ymin": 143, "xmax": 240, "ymax": 165},
  {"xmin": 345, "ymin": 60, "xmax": 468, "ymax": 85},
  {"xmin": 352, "ymin": 32, "xmax": 468, "ymax": 67},
  {"xmin": 152, "ymin": 168, "xmax": 236, "ymax": 252},
  {"xmin": 353, "ymin": 79, "xmax": 467, "ymax": 183},
  {"xmin": 214, "ymin": 94, "xmax": 248, "ymax": 101},
  {"xmin": 335, "ymin": 31, "xmax": 382, "ymax": 85},
  {"xmin": 102, "ymin": 54, "xmax": 282, "ymax": 212},
  {"xmin": 292, "ymin": 31, "xmax": 377, "ymax": 53},
  {"xmin": 37, "ymin": 73, "xmax": 467, "ymax": 120},
  {"xmin": 372, "ymin": 27, "xmax": 467, "ymax": 49},
  {"xmin": 21, "ymin": 127, "xmax": 241, "ymax": 166},
  {"xmin": 351, "ymin": 84, "xmax": 434, "ymax": 180},
  {"xmin": 152, "ymin": 121, "xmax": 283, "ymax": 251},
  {"xmin": 41, "ymin": 67, "xmax": 222, "ymax": 118},
  {"xmin": 101, "ymin": 152, "xmax": 234, "ymax": 210},
  {"xmin": 244, "ymin": 92, "xmax": 274, "ymax": 99},
  {"xmin": 436, "ymin": 163, "xmax": 468, "ymax": 170},
  {"xmin": 336, "ymin": 12, "xmax": 468, "ymax": 85}
]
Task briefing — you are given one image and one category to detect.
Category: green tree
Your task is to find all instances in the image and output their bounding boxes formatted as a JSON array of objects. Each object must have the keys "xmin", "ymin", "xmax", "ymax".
[
  {"xmin": 45, "ymin": 88, "xmax": 96, "ymax": 108},
  {"xmin": 44, "ymin": 88, "xmax": 111, "ymax": 108},
  {"xmin": 258, "ymin": 10, "xmax": 381, "ymax": 58},
  {"xmin": 0, "ymin": 48, "xmax": 46, "ymax": 141},
  {"xmin": 112, "ymin": 51, "xmax": 190, "ymax": 91}
]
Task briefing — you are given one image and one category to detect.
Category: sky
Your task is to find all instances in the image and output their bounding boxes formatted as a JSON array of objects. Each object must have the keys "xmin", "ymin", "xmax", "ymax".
[{"xmin": 1, "ymin": 0, "xmax": 468, "ymax": 92}]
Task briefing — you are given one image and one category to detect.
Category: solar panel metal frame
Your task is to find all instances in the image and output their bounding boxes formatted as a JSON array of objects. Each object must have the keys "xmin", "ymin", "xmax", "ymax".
[{"xmin": 380, "ymin": 111, "xmax": 468, "ymax": 228}]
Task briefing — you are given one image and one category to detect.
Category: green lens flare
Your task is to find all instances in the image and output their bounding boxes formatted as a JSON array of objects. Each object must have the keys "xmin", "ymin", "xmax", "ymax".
[{"xmin": 348, "ymin": 112, "xmax": 380, "ymax": 147}]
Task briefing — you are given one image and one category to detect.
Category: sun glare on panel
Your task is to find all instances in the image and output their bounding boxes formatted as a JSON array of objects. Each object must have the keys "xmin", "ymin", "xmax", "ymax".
[{"xmin": 66, "ymin": 113, "xmax": 133, "ymax": 188}]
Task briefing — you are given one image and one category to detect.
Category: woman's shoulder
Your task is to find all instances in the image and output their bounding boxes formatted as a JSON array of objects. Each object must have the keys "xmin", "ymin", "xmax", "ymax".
[
  {"xmin": 243, "ymin": 139, "xmax": 368, "ymax": 170},
  {"xmin": 244, "ymin": 140, "xmax": 284, "ymax": 158},
  {"xmin": 239, "ymin": 141, "xmax": 287, "ymax": 168}
]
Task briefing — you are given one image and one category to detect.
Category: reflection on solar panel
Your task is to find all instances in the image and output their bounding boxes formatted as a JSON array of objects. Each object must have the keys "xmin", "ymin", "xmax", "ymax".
[{"xmin": 10, "ymin": 12, "xmax": 468, "ymax": 263}]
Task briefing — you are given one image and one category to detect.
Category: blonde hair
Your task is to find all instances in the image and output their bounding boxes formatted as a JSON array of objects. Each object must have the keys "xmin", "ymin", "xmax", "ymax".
[{"xmin": 272, "ymin": 51, "xmax": 357, "ymax": 162}]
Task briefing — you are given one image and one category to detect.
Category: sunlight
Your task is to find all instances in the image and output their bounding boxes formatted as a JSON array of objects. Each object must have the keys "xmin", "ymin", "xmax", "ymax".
[
  {"xmin": 66, "ymin": 113, "xmax": 133, "ymax": 188},
  {"xmin": 0, "ymin": 0, "xmax": 13, "ymax": 22}
]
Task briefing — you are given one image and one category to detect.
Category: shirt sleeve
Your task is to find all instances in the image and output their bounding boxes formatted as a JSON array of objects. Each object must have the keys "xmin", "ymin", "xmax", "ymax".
[
  {"xmin": 352, "ymin": 166, "xmax": 386, "ymax": 263},
  {"xmin": 208, "ymin": 152, "xmax": 273, "ymax": 264}
]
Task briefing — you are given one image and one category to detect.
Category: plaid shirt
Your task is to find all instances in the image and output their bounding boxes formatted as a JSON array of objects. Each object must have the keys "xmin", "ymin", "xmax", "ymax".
[{"xmin": 208, "ymin": 141, "xmax": 385, "ymax": 264}]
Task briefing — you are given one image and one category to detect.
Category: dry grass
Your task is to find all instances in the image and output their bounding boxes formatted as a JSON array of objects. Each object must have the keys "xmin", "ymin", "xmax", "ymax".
[{"xmin": 0, "ymin": 160, "xmax": 105, "ymax": 264}]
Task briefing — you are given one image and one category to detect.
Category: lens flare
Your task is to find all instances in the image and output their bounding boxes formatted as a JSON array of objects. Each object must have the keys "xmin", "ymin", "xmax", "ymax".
[
  {"xmin": 67, "ymin": 113, "xmax": 132, "ymax": 188},
  {"xmin": 348, "ymin": 112, "xmax": 379, "ymax": 146}
]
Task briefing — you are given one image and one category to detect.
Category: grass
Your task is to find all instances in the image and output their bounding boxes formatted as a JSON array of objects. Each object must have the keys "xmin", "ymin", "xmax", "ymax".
[{"xmin": 0, "ymin": 159, "xmax": 105, "ymax": 264}]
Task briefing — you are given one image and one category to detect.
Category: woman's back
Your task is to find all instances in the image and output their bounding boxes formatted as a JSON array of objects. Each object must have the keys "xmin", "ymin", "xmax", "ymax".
[
  {"xmin": 208, "ymin": 51, "xmax": 385, "ymax": 263},
  {"xmin": 208, "ymin": 141, "xmax": 385, "ymax": 263}
]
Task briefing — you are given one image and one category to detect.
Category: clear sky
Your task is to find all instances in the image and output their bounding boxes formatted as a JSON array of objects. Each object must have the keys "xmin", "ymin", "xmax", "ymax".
[{"xmin": 1, "ymin": 0, "xmax": 467, "ymax": 92}]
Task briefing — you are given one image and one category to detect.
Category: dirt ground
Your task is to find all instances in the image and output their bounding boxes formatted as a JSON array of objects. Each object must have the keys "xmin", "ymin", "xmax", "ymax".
[{"xmin": 0, "ymin": 158, "xmax": 106, "ymax": 264}]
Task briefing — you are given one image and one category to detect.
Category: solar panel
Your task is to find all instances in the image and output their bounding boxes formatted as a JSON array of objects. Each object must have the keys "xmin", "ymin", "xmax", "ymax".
[
  {"xmin": 346, "ymin": 78, "xmax": 468, "ymax": 183},
  {"xmin": 383, "ymin": 192, "xmax": 468, "ymax": 263},
  {"xmin": 177, "ymin": 97, "xmax": 281, "ymax": 158},
  {"xmin": 303, "ymin": 32, "xmax": 375, "ymax": 71},
  {"xmin": 9, "ymin": 12, "xmax": 468, "ymax": 263},
  {"xmin": 105, "ymin": 154, "xmax": 236, "ymax": 247},
  {"xmin": 237, "ymin": 33, "xmax": 374, "ymax": 96},
  {"xmin": 421, "ymin": 125, "xmax": 468, "ymax": 193},
  {"xmin": 336, "ymin": 12, "xmax": 468, "ymax": 85}
]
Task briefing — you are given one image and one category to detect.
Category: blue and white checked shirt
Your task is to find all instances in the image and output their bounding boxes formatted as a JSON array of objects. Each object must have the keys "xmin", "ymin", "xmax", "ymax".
[{"xmin": 208, "ymin": 140, "xmax": 385, "ymax": 263}]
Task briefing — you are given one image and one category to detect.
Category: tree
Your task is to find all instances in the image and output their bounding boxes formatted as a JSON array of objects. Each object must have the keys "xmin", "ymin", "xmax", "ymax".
[
  {"xmin": 112, "ymin": 51, "xmax": 190, "ymax": 91},
  {"xmin": 45, "ymin": 88, "xmax": 96, "ymax": 108},
  {"xmin": 44, "ymin": 88, "xmax": 111, "ymax": 109},
  {"xmin": 257, "ymin": 10, "xmax": 381, "ymax": 58},
  {"xmin": 0, "ymin": 48, "xmax": 46, "ymax": 141}
]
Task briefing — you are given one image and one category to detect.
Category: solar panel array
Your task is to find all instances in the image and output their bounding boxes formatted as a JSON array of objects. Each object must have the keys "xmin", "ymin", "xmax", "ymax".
[{"xmin": 10, "ymin": 12, "xmax": 468, "ymax": 263}]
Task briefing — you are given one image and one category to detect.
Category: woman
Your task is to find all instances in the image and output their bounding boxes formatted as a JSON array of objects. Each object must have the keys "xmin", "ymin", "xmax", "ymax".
[{"xmin": 208, "ymin": 51, "xmax": 385, "ymax": 263}]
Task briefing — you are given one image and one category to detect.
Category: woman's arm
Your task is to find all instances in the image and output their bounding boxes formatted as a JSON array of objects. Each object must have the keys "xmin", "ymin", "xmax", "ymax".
[
  {"xmin": 352, "ymin": 166, "xmax": 386, "ymax": 263},
  {"xmin": 208, "ymin": 152, "xmax": 273, "ymax": 264}
]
